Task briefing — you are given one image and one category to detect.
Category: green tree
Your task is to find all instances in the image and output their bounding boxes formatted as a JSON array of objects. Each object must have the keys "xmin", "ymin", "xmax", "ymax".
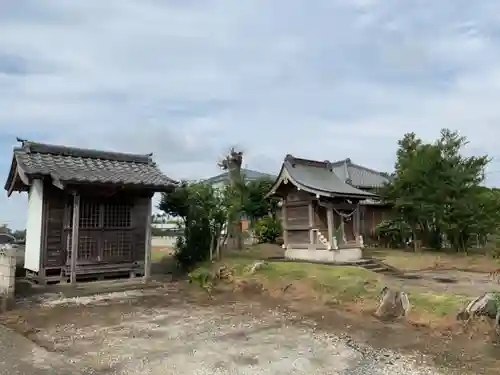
[
  {"xmin": 382, "ymin": 129, "xmax": 498, "ymax": 252},
  {"xmin": 158, "ymin": 181, "xmax": 233, "ymax": 269},
  {"xmin": 242, "ymin": 177, "xmax": 279, "ymax": 221}
]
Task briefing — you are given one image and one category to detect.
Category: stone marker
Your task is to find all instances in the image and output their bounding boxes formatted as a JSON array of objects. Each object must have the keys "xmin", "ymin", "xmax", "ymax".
[
  {"xmin": 456, "ymin": 292, "xmax": 500, "ymax": 334},
  {"xmin": 375, "ymin": 286, "xmax": 410, "ymax": 320}
]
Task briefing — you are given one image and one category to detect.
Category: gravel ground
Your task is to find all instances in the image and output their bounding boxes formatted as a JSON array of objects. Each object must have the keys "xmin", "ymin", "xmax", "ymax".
[
  {"xmin": 4, "ymin": 287, "xmax": 448, "ymax": 375},
  {"xmin": 0, "ymin": 324, "xmax": 86, "ymax": 375}
]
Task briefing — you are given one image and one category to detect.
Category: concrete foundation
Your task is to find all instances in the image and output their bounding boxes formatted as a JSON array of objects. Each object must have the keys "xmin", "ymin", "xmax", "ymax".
[
  {"xmin": 285, "ymin": 247, "xmax": 362, "ymax": 263},
  {"xmin": 0, "ymin": 245, "xmax": 16, "ymax": 311}
]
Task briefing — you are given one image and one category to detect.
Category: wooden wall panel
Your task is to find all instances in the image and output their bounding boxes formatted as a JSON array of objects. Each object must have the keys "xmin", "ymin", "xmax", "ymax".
[
  {"xmin": 286, "ymin": 205, "xmax": 309, "ymax": 227},
  {"xmin": 43, "ymin": 184, "xmax": 66, "ymax": 268},
  {"xmin": 288, "ymin": 230, "xmax": 310, "ymax": 244}
]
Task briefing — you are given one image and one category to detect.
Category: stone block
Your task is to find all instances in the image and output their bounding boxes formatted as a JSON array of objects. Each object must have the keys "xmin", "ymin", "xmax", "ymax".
[{"xmin": 0, "ymin": 245, "xmax": 16, "ymax": 306}]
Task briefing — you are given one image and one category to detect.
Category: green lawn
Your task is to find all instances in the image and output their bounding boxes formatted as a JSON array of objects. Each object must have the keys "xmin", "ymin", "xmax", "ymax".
[{"xmin": 192, "ymin": 244, "xmax": 469, "ymax": 324}]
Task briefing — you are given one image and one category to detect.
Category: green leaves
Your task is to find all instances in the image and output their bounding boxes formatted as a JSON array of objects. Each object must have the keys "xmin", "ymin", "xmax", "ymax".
[
  {"xmin": 254, "ymin": 216, "xmax": 282, "ymax": 243},
  {"xmin": 383, "ymin": 128, "xmax": 498, "ymax": 252},
  {"xmin": 159, "ymin": 181, "xmax": 232, "ymax": 269},
  {"xmin": 242, "ymin": 178, "xmax": 280, "ymax": 221}
]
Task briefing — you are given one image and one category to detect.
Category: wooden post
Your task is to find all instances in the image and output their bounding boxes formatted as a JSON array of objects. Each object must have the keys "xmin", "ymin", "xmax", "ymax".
[
  {"xmin": 327, "ymin": 206, "xmax": 334, "ymax": 250},
  {"xmin": 340, "ymin": 218, "xmax": 346, "ymax": 245},
  {"xmin": 308, "ymin": 201, "xmax": 315, "ymax": 245},
  {"xmin": 70, "ymin": 193, "xmax": 80, "ymax": 285},
  {"xmin": 282, "ymin": 198, "xmax": 288, "ymax": 249},
  {"xmin": 354, "ymin": 203, "xmax": 361, "ymax": 245},
  {"xmin": 360, "ymin": 205, "xmax": 365, "ymax": 237},
  {"xmin": 372, "ymin": 209, "xmax": 375, "ymax": 235},
  {"xmin": 143, "ymin": 197, "xmax": 153, "ymax": 283}
]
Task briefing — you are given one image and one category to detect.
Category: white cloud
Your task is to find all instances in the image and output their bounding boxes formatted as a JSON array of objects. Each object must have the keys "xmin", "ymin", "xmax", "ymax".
[{"xmin": 1, "ymin": 0, "xmax": 500, "ymax": 228}]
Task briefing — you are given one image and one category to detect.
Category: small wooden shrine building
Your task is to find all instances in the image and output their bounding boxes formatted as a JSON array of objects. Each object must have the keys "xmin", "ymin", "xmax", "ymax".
[
  {"xmin": 4, "ymin": 139, "xmax": 177, "ymax": 284},
  {"xmin": 267, "ymin": 155, "xmax": 377, "ymax": 263}
]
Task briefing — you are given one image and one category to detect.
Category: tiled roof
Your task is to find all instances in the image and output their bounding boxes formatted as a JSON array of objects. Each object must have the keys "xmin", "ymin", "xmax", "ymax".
[
  {"xmin": 330, "ymin": 158, "xmax": 391, "ymax": 188},
  {"xmin": 5, "ymin": 140, "xmax": 177, "ymax": 193},
  {"xmin": 203, "ymin": 168, "xmax": 276, "ymax": 185},
  {"xmin": 274, "ymin": 155, "xmax": 375, "ymax": 199}
]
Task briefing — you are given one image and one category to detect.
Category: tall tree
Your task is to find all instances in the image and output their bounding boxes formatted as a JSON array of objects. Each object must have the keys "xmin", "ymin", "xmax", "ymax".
[
  {"xmin": 218, "ymin": 148, "xmax": 245, "ymax": 250},
  {"xmin": 382, "ymin": 128, "xmax": 498, "ymax": 252}
]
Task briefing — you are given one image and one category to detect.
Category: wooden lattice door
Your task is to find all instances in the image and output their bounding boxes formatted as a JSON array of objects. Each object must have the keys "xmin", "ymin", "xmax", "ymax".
[{"xmin": 65, "ymin": 198, "xmax": 133, "ymax": 265}]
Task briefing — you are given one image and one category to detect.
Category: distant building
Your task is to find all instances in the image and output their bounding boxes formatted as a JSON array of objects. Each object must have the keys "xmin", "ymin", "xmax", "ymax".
[
  {"xmin": 202, "ymin": 168, "xmax": 276, "ymax": 189},
  {"xmin": 0, "ymin": 233, "xmax": 16, "ymax": 244}
]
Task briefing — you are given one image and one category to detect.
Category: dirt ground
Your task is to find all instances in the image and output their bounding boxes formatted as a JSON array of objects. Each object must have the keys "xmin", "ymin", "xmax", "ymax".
[
  {"xmin": 385, "ymin": 269, "xmax": 500, "ymax": 296},
  {"xmin": 365, "ymin": 247, "xmax": 500, "ymax": 274},
  {"xmin": 3, "ymin": 245, "xmax": 500, "ymax": 374},
  {"xmin": 1, "ymin": 281, "xmax": 500, "ymax": 375}
]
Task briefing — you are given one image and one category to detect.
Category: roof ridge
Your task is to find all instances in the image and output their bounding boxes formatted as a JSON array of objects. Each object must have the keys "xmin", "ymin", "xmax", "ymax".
[
  {"xmin": 330, "ymin": 158, "xmax": 389, "ymax": 178},
  {"xmin": 278, "ymin": 155, "xmax": 375, "ymax": 198},
  {"xmin": 18, "ymin": 139, "xmax": 152, "ymax": 164},
  {"xmin": 285, "ymin": 154, "xmax": 331, "ymax": 169}
]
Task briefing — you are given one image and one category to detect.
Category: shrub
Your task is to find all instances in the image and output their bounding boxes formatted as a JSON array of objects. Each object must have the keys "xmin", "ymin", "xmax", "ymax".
[
  {"xmin": 174, "ymin": 218, "xmax": 212, "ymax": 271},
  {"xmin": 375, "ymin": 218, "xmax": 411, "ymax": 248},
  {"xmin": 254, "ymin": 216, "xmax": 282, "ymax": 244}
]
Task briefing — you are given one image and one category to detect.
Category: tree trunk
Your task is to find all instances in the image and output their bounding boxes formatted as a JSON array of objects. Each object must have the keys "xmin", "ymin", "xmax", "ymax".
[
  {"xmin": 209, "ymin": 231, "xmax": 215, "ymax": 261},
  {"xmin": 228, "ymin": 172, "xmax": 243, "ymax": 250},
  {"xmin": 412, "ymin": 230, "xmax": 417, "ymax": 252},
  {"xmin": 219, "ymin": 148, "xmax": 244, "ymax": 250}
]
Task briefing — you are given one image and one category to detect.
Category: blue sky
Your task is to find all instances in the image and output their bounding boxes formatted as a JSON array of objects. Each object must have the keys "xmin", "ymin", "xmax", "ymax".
[{"xmin": 2, "ymin": 0, "xmax": 500, "ymax": 229}]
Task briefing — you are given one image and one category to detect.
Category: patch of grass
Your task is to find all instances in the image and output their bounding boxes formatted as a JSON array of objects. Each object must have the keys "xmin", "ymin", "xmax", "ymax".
[
  {"xmin": 409, "ymin": 292, "xmax": 467, "ymax": 317},
  {"xmin": 262, "ymin": 262, "xmax": 383, "ymax": 302},
  {"xmin": 151, "ymin": 250, "xmax": 168, "ymax": 262},
  {"xmin": 189, "ymin": 244, "xmax": 474, "ymax": 325},
  {"xmin": 226, "ymin": 243, "xmax": 285, "ymax": 260}
]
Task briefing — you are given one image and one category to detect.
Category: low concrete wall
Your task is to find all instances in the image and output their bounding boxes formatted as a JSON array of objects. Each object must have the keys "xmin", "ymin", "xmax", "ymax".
[
  {"xmin": 152, "ymin": 236, "xmax": 177, "ymax": 248},
  {"xmin": 152, "ymin": 233, "xmax": 257, "ymax": 249},
  {"xmin": 0, "ymin": 245, "xmax": 16, "ymax": 311},
  {"xmin": 285, "ymin": 247, "xmax": 362, "ymax": 263}
]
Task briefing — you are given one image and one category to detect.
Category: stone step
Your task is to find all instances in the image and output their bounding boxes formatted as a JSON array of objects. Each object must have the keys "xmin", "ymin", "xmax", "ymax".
[
  {"xmin": 349, "ymin": 259, "xmax": 373, "ymax": 265},
  {"xmin": 353, "ymin": 258, "xmax": 401, "ymax": 275},
  {"xmin": 367, "ymin": 266, "xmax": 391, "ymax": 273},
  {"xmin": 361, "ymin": 262, "xmax": 381, "ymax": 269}
]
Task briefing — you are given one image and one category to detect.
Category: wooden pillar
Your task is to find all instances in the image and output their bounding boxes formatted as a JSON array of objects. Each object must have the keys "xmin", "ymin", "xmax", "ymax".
[
  {"xmin": 70, "ymin": 193, "xmax": 80, "ymax": 285},
  {"xmin": 340, "ymin": 217, "xmax": 346, "ymax": 245},
  {"xmin": 282, "ymin": 198, "xmax": 288, "ymax": 249},
  {"xmin": 143, "ymin": 197, "xmax": 153, "ymax": 283},
  {"xmin": 308, "ymin": 201, "xmax": 315, "ymax": 245},
  {"xmin": 371, "ymin": 209, "xmax": 375, "ymax": 234},
  {"xmin": 327, "ymin": 206, "xmax": 334, "ymax": 249},
  {"xmin": 354, "ymin": 203, "xmax": 361, "ymax": 245},
  {"xmin": 360, "ymin": 205, "xmax": 365, "ymax": 236}
]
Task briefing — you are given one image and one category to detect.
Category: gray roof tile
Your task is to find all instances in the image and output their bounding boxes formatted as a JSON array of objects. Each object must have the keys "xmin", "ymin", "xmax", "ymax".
[
  {"xmin": 330, "ymin": 158, "xmax": 390, "ymax": 188},
  {"xmin": 283, "ymin": 155, "xmax": 375, "ymax": 198},
  {"xmin": 6, "ymin": 140, "xmax": 177, "ymax": 191}
]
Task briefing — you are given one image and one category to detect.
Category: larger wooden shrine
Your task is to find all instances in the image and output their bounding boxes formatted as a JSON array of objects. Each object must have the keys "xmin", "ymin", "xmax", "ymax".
[
  {"xmin": 4, "ymin": 139, "xmax": 177, "ymax": 284},
  {"xmin": 267, "ymin": 155, "xmax": 379, "ymax": 263}
]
